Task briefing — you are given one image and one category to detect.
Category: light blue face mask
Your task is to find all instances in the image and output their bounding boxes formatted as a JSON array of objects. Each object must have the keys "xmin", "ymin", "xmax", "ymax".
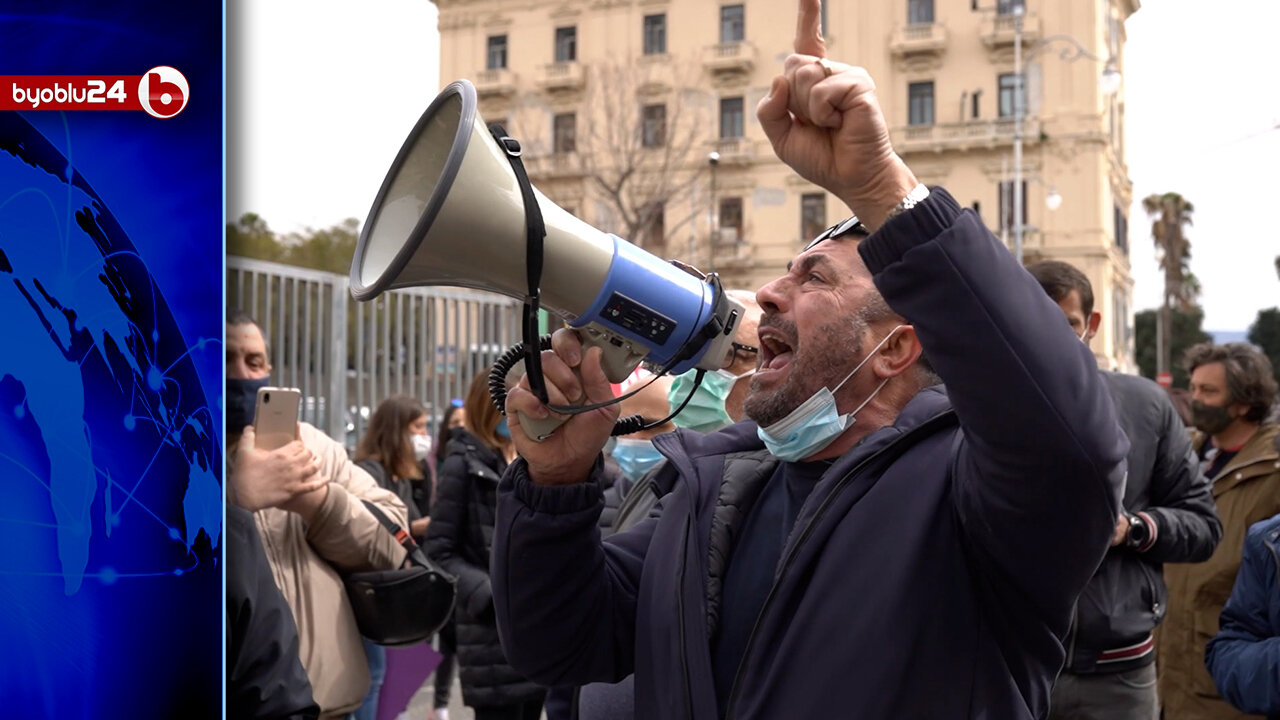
[
  {"xmin": 611, "ymin": 437, "xmax": 665, "ymax": 482},
  {"xmin": 757, "ymin": 326, "xmax": 904, "ymax": 462},
  {"xmin": 669, "ymin": 368, "xmax": 754, "ymax": 434}
]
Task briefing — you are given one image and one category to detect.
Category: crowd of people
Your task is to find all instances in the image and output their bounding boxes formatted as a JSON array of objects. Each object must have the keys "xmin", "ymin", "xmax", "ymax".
[{"xmin": 226, "ymin": 2, "xmax": 1280, "ymax": 718}]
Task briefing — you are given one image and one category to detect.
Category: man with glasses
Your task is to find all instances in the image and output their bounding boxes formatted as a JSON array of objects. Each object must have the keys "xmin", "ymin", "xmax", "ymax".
[{"xmin": 490, "ymin": 2, "xmax": 1127, "ymax": 717}]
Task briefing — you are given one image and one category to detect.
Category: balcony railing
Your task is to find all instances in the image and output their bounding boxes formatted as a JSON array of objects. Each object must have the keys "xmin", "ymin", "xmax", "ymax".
[
  {"xmin": 536, "ymin": 62, "xmax": 585, "ymax": 92},
  {"xmin": 981, "ymin": 13, "xmax": 1041, "ymax": 50},
  {"xmin": 712, "ymin": 137, "xmax": 761, "ymax": 163},
  {"xmin": 711, "ymin": 234, "xmax": 754, "ymax": 267},
  {"xmin": 892, "ymin": 117, "xmax": 1032, "ymax": 153},
  {"xmin": 702, "ymin": 41, "xmax": 757, "ymax": 75},
  {"xmin": 473, "ymin": 68, "xmax": 518, "ymax": 98},
  {"xmin": 889, "ymin": 23, "xmax": 949, "ymax": 57},
  {"xmin": 522, "ymin": 152, "xmax": 584, "ymax": 180}
]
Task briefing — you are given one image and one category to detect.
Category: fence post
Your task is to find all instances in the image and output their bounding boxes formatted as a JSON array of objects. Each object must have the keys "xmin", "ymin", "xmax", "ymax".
[{"xmin": 329, "ymin": 275, "xmax": 349, "ymax": 442}]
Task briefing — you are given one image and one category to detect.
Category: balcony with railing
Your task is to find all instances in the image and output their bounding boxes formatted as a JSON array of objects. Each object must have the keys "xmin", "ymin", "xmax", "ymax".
[
  {"xmin": 702, "ymin": 41, "xmax": 757, "ymax": 75},
  {"xmin": 892, "ymin": 117, "xmax": 1035, "ymax": 154},
  {"xmin": 889, "ymin": 23, "xmax": 949, "ymax": 58},
  {"xmin": 536, "ymin": 62, "xmax": 585, "ymax": 93},
  {"xmin": 636, "ymin": 55, "xmax": 675, "ymax": 95},
  {"xmin": 522, "ymin": 152, "xmax": 585, "ymax": 180},
  {"xmin": 981, "ymin": 12, "xmax": 1041, "ymax": 50},
  {"xmin": 711, "ymin": 137, "xmax": 761, "ymax": 164},
  {"xmin": 473, "ymin": 68, "xmax": 518, "ymax": 99},
  {"xmin": 711, "ymin": 230, "xmax": 754, "ymax": 268}
]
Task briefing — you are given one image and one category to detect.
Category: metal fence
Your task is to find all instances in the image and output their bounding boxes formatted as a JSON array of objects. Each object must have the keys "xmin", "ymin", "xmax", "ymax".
[{"xmin": 227, "ymin": 256, "xmax": 522, "ymax": 449}]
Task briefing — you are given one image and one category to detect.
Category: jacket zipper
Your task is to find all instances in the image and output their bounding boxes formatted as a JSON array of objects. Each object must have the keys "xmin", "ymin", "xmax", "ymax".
[
  {"xmin": 678, "ymin": 516, "xmax": 695, "ymax": 719},
  {"xmin": 721, "ymin": 419, "xmax": 951, "ymax": 718}
]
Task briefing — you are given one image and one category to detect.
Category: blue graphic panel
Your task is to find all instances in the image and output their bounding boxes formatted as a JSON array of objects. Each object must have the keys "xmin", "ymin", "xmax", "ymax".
[{"xmin": 0, "ymin": 2, "xmax": 222, "ymax": 717}]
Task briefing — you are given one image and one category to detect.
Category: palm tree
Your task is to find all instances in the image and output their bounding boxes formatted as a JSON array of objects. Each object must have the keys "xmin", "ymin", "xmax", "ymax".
[{"xmin": 1142, "ymin": 192, "xmax": 1197, "ymax": 376}]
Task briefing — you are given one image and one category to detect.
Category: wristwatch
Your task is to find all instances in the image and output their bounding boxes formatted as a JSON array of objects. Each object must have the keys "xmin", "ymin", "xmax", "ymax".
[
  {"xmin": 883, "ymin": 183, "xmax": 931, "ymax": 222},
  {"xmin": 1125, "ymin": 512, "xmax": 1151, "ymax": 551}
]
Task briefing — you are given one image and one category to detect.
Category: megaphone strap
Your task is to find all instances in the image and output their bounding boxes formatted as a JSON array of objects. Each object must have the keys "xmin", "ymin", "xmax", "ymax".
[{"xmin": 488, "ymin": 123, "xmax": 550, "ymax": 407}]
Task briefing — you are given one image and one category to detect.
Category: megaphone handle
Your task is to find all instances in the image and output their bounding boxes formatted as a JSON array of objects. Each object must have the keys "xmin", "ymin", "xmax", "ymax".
[{"xmin": 511, "ymin": 330, "xmax": 643, "ymax": 442}]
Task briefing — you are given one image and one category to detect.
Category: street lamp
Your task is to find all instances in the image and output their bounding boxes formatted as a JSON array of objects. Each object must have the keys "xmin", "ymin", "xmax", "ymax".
[
  {"xmin": 1045, "ymin": 185, "xmax": 1063, "ymax": 211},
  {"xmin": 1000, "ymin": 3, "xmax": 1121, "ymax": 264},
  {"xmin": 708, "ymin": 151, "xmax": 720, "ymax": 272}
]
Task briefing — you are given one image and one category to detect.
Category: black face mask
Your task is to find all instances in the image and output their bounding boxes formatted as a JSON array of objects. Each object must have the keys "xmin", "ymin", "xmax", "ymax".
[
  {"xmin": 1190, "ymin": 400, "xmax": 1234, "ymax": 435},
  {"xmin": 227, "ymin": 377, "xmax": 271, "ymax": 434}
]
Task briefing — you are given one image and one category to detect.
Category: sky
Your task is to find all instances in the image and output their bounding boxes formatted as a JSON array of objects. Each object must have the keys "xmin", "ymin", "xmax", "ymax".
[{"xmin": 230, "ymin": 0, "xmax": 1279, "ymax": 332}]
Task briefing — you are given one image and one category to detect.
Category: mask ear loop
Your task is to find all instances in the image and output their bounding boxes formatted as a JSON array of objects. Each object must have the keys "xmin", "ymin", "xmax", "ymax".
[{"xmin": 830, "ymin": 324, "xmax": 907, "ymax": 396}]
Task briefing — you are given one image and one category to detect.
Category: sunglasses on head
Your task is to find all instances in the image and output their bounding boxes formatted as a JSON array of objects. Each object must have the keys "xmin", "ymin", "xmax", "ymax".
[{"xmin": 803, "ymin": 215, "xmax": 871, "ymax": 252}]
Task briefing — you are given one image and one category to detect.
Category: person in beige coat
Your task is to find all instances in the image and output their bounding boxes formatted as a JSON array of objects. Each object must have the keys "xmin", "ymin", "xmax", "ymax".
[
  {"xmin": 1159, "ymin": 342, "xmax": 1280, "ymax": 720},
  {"xmin": 226, "ymin": 312, "xmax": 408, "ymax": 718}
]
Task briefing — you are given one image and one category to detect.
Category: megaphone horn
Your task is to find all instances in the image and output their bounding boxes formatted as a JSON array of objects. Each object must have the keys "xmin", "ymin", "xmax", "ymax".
[{"xmin": 351, "ymin": 79, "xmax": 742, "ymax": 439}]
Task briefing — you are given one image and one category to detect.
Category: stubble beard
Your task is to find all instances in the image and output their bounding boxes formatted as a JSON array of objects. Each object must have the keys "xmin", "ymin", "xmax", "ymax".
[{"xmin": 743, "ymin": 312, "xmax": 869, "ymax": 428}]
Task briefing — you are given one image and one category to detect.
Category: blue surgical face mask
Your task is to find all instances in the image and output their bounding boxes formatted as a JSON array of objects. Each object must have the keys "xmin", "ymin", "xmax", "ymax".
[
  {"xmin": 669, "ymin": 368, "xmax": 753, "ymax": 434},
  {"xmin": 611, "ymin": 437, "xmax": 665, "ymax": 482},
  {"xmin": 757, "ymin": 326, "xmax": 904, "ymax": 462},
  {"xmin": 495, "ymin": 416, "xmax": 510, "ymax": 439},
  {"xmin": 226, "ymin": 376, "xmax": 271, "ymax": 434}
]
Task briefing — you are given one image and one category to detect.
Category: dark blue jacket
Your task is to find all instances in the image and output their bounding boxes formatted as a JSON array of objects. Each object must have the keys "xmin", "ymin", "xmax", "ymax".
[
  {"xmin": 492, "ymin": 189, "xmax": 1128, "ymax": 719},
  {"xmin": 1206, "ymin": 512, "xmax": 1280, "ymax": 718}
]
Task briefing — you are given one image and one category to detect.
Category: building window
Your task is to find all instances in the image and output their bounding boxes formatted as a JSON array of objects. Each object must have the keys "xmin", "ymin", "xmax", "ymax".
[
  {"xmin": 718, "ymin": 197, "xmax": 743, "ymax": 244},
  {"xmin": 998, "ymin": 180, "xmax": 1028, "ymax": 232},
  {"xmin": 971, "ymin": 89, "xmax": 982, "ymax": 119},
  {"xmin": 487, "ymin": 35, "xmax": 508, "ymax": 70},
  {"xmin": 1114, "ymin": 203, "xmax": 1129, "ymax": 254},
  {"xmin": 642, "ymin": 202, "xmax": 666, "ymax": 252},
  {"xmin": 908, "ymin": 82, "xmax": 935, "ymax": 126},
  {"xmin": 801, "ymin": 193, "xmax": 826, "ymax": 242},
  {"xmin": 555, "ymin": 27, "xmax": 577, "ymax": 63},
  {"xmin": 643, "ymin": 14, "xmax": 667, "ymax": 55},
  {"xmin": 720, "ymin": 5, "xmax": 745, "ymax": 43},
  {"xmin": 998, "ymin": 73, "xmax": 1025, "ymax": 118},
  {"xmin": 908, "ymin": 0, "xmax": 934, "ymax": 24},
  {"xmin": 553, "ymin": 112, "xmax": 576, "ymax": 153},
  {"xmin": 1113, "ymin": 287, "xmax": 1132, "ymax": 361},
  {"xmin": 720, "ymin": 97, "xmax": 744, "ymax": 139},
  {"xmin": 997, "ymin": 0, "xmax": 1025, "ymax": 15},
  {"xmin": 642, "ymin": 104, "xmax": 667, "ymax": 148}
]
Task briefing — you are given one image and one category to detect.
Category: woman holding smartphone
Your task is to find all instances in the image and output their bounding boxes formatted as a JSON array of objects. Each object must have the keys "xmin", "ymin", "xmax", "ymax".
[{"xmin": 425, "ymin": 370, "xmax": 545, "ymax": 720}]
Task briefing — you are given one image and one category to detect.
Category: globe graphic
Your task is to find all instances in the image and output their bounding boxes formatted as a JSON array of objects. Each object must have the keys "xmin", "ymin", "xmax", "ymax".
[{"xmin": 0, "ymin": 112, "xmax": 221, "ymax": 714}]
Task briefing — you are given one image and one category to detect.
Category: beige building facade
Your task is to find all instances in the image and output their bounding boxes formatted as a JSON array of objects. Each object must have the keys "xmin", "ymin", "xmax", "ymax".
[{"xmin": 432, "ymin": 0, "xmax": 1140, "ymax": 370}]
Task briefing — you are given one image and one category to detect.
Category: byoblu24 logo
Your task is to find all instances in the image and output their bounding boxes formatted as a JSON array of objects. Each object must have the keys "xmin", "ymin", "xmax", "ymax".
[{"xmin": 138, "ymin": 66, "xmax": 189, "ymax": 119}]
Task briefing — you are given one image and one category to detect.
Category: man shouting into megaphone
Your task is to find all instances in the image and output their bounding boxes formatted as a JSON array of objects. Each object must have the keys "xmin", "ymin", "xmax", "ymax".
[{"xmin": 493, "ymin": 1, "xmax": 1128, "ymax": 717}]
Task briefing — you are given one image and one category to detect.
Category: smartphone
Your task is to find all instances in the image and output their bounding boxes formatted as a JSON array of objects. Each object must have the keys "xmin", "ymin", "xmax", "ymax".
[{"xmin": 253, "ymin": 387, "xmax": 302, "ymax": 451}]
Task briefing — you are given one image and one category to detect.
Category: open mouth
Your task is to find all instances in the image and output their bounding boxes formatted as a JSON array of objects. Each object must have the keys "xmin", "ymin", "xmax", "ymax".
[{"xmin": 757, "ymin": 328, "xmax": 795, "ymax": 374}]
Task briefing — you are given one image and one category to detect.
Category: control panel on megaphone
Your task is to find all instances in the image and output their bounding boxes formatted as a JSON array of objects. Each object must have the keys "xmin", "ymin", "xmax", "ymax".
[
  {"xmin": 498, "ymin": 263, "xmax": 743, "ymax": 441},
  {"xmin": 349, "ymin": 78, "xmax": 743, "ymax": 441}
]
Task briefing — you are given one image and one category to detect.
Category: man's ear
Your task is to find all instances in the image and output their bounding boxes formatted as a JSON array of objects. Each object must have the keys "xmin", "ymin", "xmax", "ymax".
[
  {"xmin": 875, "ymin": 325, "xmax": 921, "ymax": 379},
  {"xmin": 1086, "ymin": 312, "xmax": 1102, "ymax": 341}
]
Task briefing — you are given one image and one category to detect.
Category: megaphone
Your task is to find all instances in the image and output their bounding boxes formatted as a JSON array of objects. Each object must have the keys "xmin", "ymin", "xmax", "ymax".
[{"xmin": 350, "ymin": 79, "xmax": 742, "ymax": 439}]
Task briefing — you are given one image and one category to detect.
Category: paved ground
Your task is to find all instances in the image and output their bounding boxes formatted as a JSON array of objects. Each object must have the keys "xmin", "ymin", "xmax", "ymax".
[
  {"xmin": 398, "ymin": 675, "xmax": 469, "ymax": 720},
  {"xmin": 397, "ymin": 676, "xmax": 548, "ymax": 720}
]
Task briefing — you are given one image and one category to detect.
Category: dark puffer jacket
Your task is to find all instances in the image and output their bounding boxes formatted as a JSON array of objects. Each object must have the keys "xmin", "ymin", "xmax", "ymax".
[{"xmin": 424, "ymin": 429, "xmax": 542, "ymax": 709}]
